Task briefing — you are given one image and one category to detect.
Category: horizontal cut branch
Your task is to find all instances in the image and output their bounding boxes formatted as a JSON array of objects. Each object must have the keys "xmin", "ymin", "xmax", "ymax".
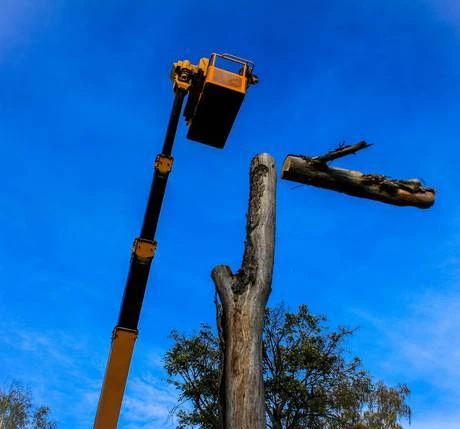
[{"xmin": 282, "ymin": 155, "xmax": 435, "ymax": 209}]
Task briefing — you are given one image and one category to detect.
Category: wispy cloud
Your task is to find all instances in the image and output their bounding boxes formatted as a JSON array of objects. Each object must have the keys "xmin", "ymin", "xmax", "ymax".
[
  {"xmin": 0, "ymin": 322, "xmax": 177, "ymax": 428},
  {"xmin": 412, "ymin": 413, "xmax": 460, "ymax": 429},
  {"xmin": 0, "ymin": 323, "xmax": 97, "ymax": 427},
  {"xmin": 121, "ymin": 374, "xmax": 178, "ymax": 429},
  {"xmin": 369, "ymin": 291, "xmax": 460, "ymax": 389},
  {"xmin": 352, "ymin": 288, "xmax": 460, "ymax": 427},
  {"xmin": 145, "ymin": 348, "xmax": 168, "ymax": 370}
]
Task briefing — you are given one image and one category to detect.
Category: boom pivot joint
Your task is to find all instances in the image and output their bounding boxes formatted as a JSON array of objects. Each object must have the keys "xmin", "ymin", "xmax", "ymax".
[{"xmin": 171, "ymin": 60, "xmax": 197, "ymax": 91}]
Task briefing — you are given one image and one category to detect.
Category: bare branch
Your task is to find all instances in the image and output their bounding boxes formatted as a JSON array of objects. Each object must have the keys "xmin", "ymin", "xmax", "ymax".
[
  {"xmin": 282, "ymin": 153, "xmax": 435, "ymax": 209},
  {"xmin": 312, "ymin": 140, "xmax": 372, "ymax": 163}
]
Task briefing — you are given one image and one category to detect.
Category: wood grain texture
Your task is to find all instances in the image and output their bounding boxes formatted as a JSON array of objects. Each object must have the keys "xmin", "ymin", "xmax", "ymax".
[
  {"xmin": 282, "ymin": 155, "xmax": 435, "ymax": 209},
  {"xmin": 212, "ymin": 153, "xmax": 276, "ymax": 429}
]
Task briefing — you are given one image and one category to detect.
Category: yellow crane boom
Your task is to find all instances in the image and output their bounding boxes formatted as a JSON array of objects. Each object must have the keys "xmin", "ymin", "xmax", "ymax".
[{"xmin": 93, "ymin": 53, "xmax": 257, "ymax": 428}]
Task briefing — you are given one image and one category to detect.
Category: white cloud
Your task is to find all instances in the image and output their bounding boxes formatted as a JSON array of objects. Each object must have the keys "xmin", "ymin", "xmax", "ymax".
[
  {"xmin": 145, "ymin": 348, "xmax": 167, "ymax": 370},
  {"xmin": 352, "ymin": 288, "xmax": 460, "ymax": 427},
  {"xmin": 0, "ymin": 322, "xmax": 179, "ymax": 428},
  {"xmin": 0, "ymin": 324, "xmax": 98, "ymax": 427},
  {"xmin": 378, "ymin": 291, "xmax": 460, "ymax": 391},
  {"xmin": 411, "ymin": 412, "xmax": 460, "ymax": 429},
  {"xmin": 121, "ymin": 374, "xmax": 178, "ymax": 429}
]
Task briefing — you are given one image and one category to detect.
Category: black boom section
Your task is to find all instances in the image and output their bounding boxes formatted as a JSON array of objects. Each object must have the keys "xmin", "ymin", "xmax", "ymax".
[{"xmin": 116, "ymin": 89, "xmax": 186, "ymax": 331}]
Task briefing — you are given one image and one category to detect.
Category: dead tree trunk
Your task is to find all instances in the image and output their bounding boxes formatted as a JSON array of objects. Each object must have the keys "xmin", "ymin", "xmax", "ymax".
[
  {"xmin": 282, "ymin": 141, "xmax": 435, "ymax": 208},
  {"xmin": 212, "ymin": 153, "xmax": 276, "ymax": 429}
]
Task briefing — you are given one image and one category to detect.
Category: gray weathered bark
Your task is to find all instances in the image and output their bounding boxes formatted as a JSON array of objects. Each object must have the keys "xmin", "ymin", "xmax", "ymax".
[
  {"xmin": 282, "ymin": 142, "xmax": 435, "ymax": 209},
  {"xmin": 212, "ymin": 153, "xmax": 276, "ymax": 429}
]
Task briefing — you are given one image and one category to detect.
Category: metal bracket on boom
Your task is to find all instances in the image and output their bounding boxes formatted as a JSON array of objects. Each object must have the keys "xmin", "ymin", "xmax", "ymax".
[
  {"xmin": 171, "ymin": 60, "xmax": 197, "ymax": 91},
  {"xmin": 131, "ymin": 238, "xmax": 157, "ymax": 263},
  {"xmin": 154, "ymin": 154, "xmax": 173, "ymax": 176}
]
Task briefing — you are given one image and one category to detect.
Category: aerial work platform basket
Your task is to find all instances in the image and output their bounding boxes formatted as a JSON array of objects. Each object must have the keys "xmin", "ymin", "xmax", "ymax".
[{"xmin": 184, "ymin": 53, "xmax": 257, "ymax": 149}]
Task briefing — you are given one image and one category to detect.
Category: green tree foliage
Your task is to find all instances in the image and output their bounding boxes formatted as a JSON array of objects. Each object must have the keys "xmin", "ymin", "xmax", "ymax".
[
  {"xmin": 0, "ymin": 383, "xmax": 57, "ymax": 429},
  {"xmin": 166, "ymin": 326, "xmax": 221, "ymax": 429},
  {"xmin": 165, "ymin": 305, "xmax": 411, "ymax": 429}
]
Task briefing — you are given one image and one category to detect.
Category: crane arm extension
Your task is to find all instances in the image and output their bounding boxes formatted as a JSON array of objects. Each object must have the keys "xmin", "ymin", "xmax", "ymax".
[
  {"xmin": 117, "ymin": 89, "xmax": 186, "ymax": 330},
  {"xmin": 93, "ymin": 88, "xmax": 187, "ymax": 429}
]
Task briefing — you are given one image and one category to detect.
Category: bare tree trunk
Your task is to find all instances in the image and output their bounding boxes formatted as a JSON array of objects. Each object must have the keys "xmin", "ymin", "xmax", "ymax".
[
  {"xmin": 212, "ymin": 153, "xmax": 276, "ymax": 429},
  {"xmin": 282, "ymin": 142, "xmax": 435, "ymax": 209}
]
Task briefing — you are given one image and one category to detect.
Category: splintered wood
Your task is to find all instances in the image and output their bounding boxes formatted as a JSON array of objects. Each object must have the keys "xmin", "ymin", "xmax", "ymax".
[{"xmin": 282, "ymin": 141, "xmax": 435, "ymax": 209}]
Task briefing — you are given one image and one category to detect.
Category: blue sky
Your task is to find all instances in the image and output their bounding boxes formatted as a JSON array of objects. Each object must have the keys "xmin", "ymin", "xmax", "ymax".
[{"xmin": 0, "ymin": 0, "xmax": 459, "ymax": 427}]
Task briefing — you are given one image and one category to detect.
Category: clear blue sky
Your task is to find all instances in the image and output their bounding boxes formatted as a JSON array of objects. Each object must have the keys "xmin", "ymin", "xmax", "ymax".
[{"xmin": 0, "ymin": 0, "xmax": 459, "ymax": 427}]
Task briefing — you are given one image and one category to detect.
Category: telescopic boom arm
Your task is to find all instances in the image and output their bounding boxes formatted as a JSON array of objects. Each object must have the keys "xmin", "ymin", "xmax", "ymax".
[
  {"xmin": 93, "ymin": 69, "xmax": 192, "ymax": 429},
  {"xmin": 93, "ymin": 53, "xmax": 256, "ymax": 429}
]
